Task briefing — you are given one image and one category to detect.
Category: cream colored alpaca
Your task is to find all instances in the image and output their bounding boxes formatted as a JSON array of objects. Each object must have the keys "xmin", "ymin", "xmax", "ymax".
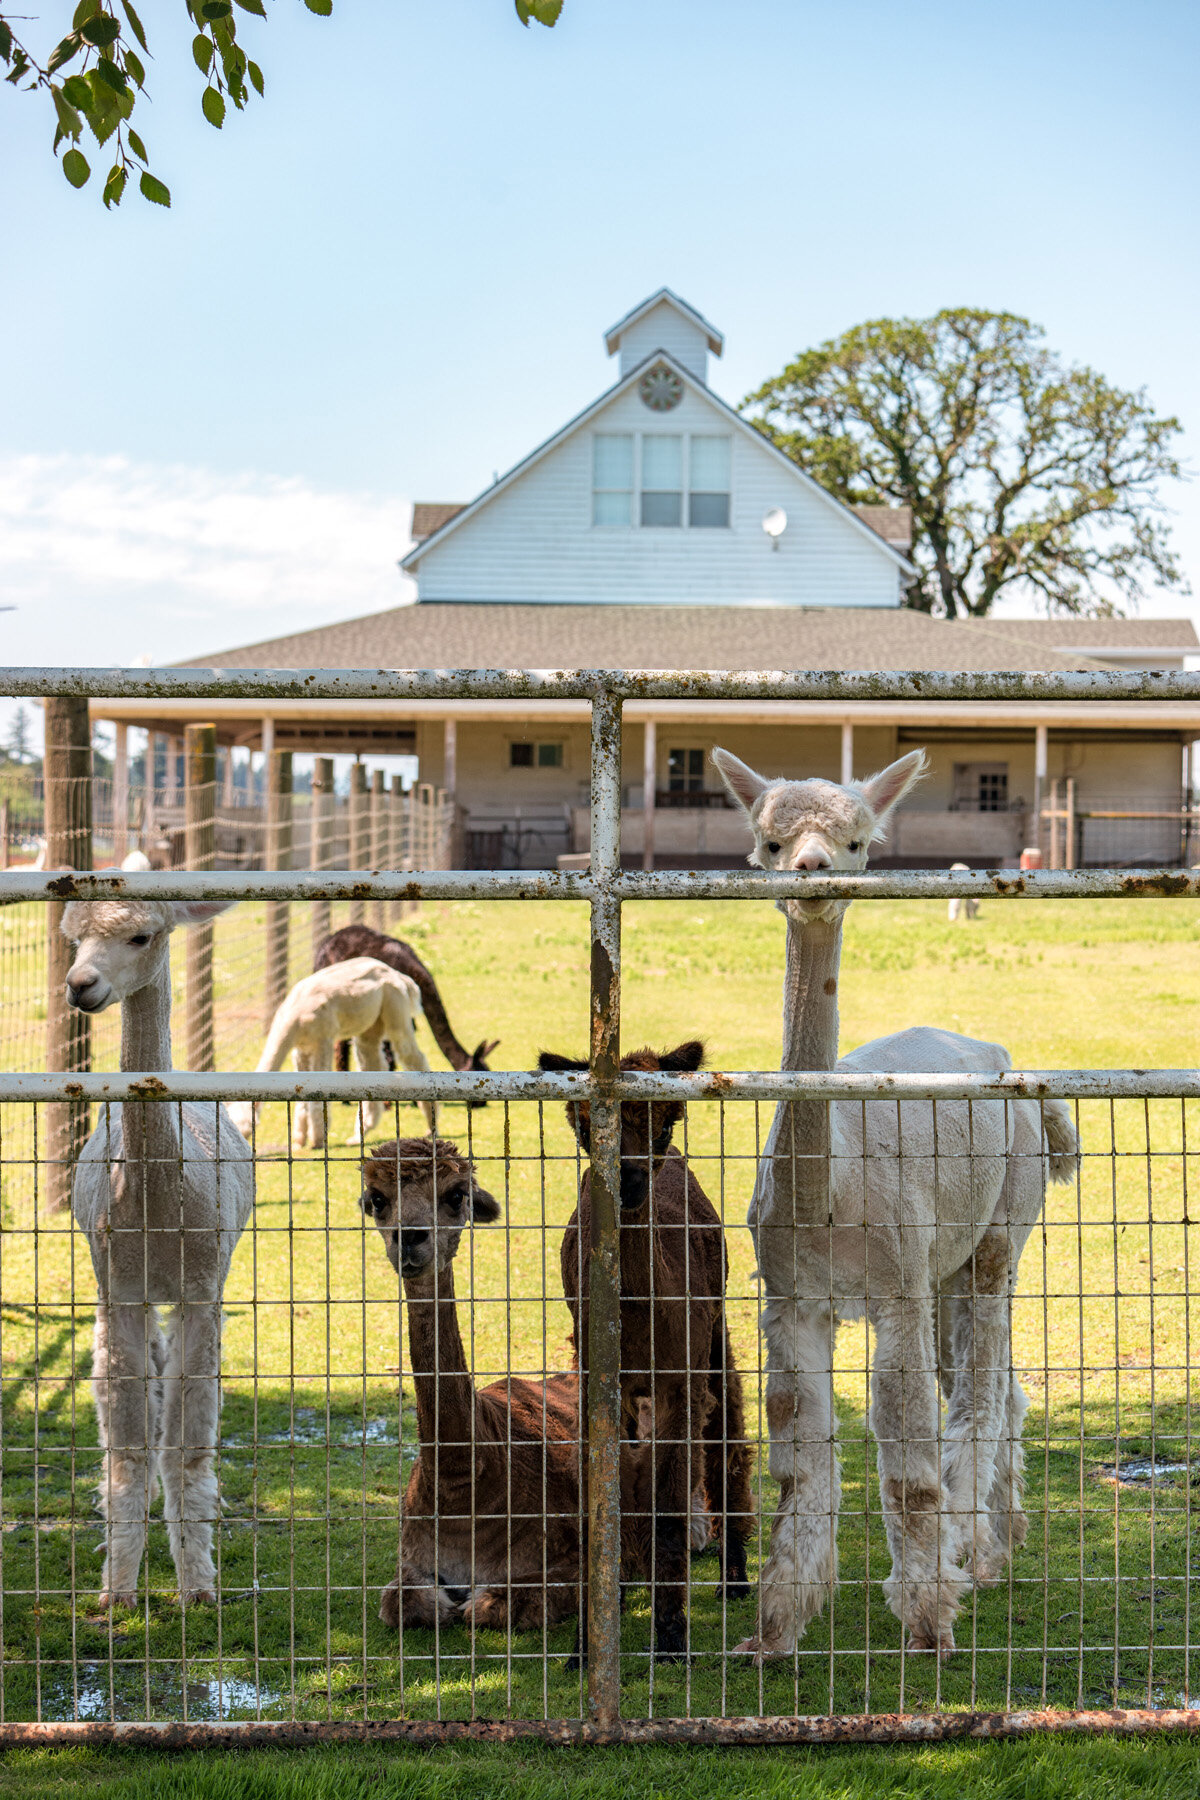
[
  {"xmin": 228, "ymin": 957, "xmax": 434, "ymax": 1149},
  {"xmin": 713, "ymin": 747, "xmax": 1078, "ymax": 1661},
  {"xmin": 62, "ymin": 898, "xmax": 255, "ymax": 1609},
  {"xmin": 947, "ymin": 863, "xmax": 979, "ymax": 922}
]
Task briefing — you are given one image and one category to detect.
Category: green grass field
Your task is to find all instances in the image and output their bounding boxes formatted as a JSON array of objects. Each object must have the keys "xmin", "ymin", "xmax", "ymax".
[{"xmin": 0, "ymin": 896, "xmax": 1197, "ymax": 1742}]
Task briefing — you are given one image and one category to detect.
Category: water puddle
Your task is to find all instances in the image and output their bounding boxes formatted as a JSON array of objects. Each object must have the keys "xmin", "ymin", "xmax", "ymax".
[
  {"xmin": 43, "ymin": 1664, "xmax": 278, "ymax": 1722},
  {"xmin": 224, "ymin": 1409, "xmax": 399, "ymax": 1449},
  {"xmin": 1095, "ymin": 1459, "xmax": 1193, "ymax": 1487}
]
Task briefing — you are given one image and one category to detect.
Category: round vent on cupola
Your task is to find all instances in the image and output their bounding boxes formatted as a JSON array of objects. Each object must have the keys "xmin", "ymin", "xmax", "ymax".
[{"xmin": 638, "ymin": 362, "xmax": 684, "ymax": 412}]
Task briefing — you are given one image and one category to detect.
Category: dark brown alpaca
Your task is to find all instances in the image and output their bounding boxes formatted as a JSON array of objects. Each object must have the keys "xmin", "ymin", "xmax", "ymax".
[
  {"xmin": 361, "ymin": 1137, "xmax": 582, "ymax": 1631},
  {"xmin": 539, "ymin": 1040, "xmax": 754, "ymax": 1662},
  {"xmin": 317, "ymin": 925, "xmax": 499, "ymax": 1103}
]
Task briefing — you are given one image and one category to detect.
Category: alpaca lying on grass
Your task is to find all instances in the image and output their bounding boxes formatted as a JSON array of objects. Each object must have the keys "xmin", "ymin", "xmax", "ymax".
[
  {"xmin": 62, "ymin": 897, "xmax": 254, "ymax": 1609},
  {"xmin": 229, "ymin": 958, "xmax": 434, "ymax": 1150},
  {"xmin": 540, "ymin": 1039, "xmax": 753, "ymax": 1663}
]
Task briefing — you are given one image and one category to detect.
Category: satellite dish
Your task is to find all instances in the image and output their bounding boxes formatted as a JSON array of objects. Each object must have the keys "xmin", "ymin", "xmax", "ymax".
[{"xmin": 762, "ymin": 507, "xmax": 788, "ymax": 544}]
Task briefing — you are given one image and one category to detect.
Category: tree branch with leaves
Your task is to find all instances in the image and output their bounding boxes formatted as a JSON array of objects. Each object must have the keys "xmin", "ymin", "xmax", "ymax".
[{"xmin": 743, "ymin": 309, "xmax": 1187, "ymax": 617}]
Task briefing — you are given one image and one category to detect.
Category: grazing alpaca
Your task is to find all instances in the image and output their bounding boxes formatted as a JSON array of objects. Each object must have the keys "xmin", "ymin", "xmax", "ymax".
[
  {"xmin": 712, "ymin": 747, "xmax": 1079, "ymax": 1660},
  {"xmin": 228, "ymin": 958, "xmax": 434, "ymax": 1149},
  {"xmin": 120, "ymin": 849, "xmax": 153, "ymax": 873},
  {"xmin": 947, "ymin": 862, "xmax": 980, "ymax": 922},
  {"xmin": 61, "ymin": 898, "xmax": 255, "ymax": 1608},
  {"xmin": 361, "ymin": 1137, "xmax": 584, "ymax": 1630},
  {"xmin": 540, "ymin": 1040, "xmax": 754, "ymax": 1662},
  {"xmin": 315, "ymin": 925, "xmax": 499, "ymax": 1105}
]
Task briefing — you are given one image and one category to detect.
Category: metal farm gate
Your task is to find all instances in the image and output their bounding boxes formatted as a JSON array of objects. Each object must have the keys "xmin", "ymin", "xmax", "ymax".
[{"xmin": 0, "ymin": 664, "xmax": 1198, "ymax": 1749}]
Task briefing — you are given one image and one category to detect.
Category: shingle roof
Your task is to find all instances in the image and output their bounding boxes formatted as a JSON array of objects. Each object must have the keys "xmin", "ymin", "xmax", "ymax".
[
  {"xmin": 851, "ymin": 505, "xmax": 912, "ymax": 550},
  {"xmin": 410, "ymin": 502, "xmax": 465, "ymax": 542},
  {"xmin": 180, "ymin": 603, "xmax": 1128, "ymax": 674},
  {"xmin": 959, "ymin": 616, "xmax": 1198, "ymax": 649}
]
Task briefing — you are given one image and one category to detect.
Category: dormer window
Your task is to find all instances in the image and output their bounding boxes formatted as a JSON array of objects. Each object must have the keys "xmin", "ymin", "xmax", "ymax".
[{"xmin": 593, "ymin": 432, "xmax": 731, "ymax": 529}]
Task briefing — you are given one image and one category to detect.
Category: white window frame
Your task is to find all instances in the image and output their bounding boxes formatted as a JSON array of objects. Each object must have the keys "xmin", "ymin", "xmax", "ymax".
[{"xmin": 591, "ymin": 432, "xmax": 732, "ymax": 531}]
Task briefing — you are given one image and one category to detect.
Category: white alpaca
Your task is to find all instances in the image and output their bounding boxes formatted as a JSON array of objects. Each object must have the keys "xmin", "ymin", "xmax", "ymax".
[
  {"xmin": 31, "ymin": 836, "xmax": 47, "ymax": 870},
  {"xmin": 120, "ymin": 849, "xmax": 152, "ymax": 872},
  {"xmin": 228, "ymin": 958, "xmax": 434, "ymax": 1150},
  {"xmin": 712, "ymin": 748, "xmax": 1078, "ymax": 1660},
  {"xmin": 947, "ymin": 862, "xmax": 979, "ymax": 922},
  {"xmin": 61, "ymin": 898, "xmax": 254, "ymax": 1609}
]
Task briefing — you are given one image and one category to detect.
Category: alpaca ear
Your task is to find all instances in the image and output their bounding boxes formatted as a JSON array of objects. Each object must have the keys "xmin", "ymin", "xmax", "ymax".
[
  {"xmin": 659, "ymin": 1039, "xmax": 705, "ymax": 1074},
  {"xmin": 469, "ymin": 1184, "xmax": 501, "ymax": 1223},
  {"xmin": 712, "ymin": 748, "xmax": 771, "ymax": 816},
  {"xmin": 856, "ymin": 750, "xmax": 927, "ymax": 823},
  {"xmin": 538, "ymin": 1051, "xmax": 588, "ymax": 1073},
  {"xmin": 473, "ymin": 1038, "xmax": 501, "ymax": 1062},
  {"xmin": 168, "ymin": 900, "xmax": 239, "ymax": 927}
]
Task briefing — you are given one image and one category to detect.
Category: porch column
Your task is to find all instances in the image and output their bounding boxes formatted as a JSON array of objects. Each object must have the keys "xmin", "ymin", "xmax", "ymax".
[
  {"xmin": 166, "ymin": 735, "xmax": 181, "ymax": 809},
  {"xmin": 840, "ymin": 720, "xmax": 854, "ymax": 786},
  {"xmin": 1034, "ymin": 723, "xmax": 1048, "ymax": 856},
  {"xmin": 222, "ymin": 746, "xmax": 235, "ymax": 808},
  {"xmin": 443, "ymin": 716, "xmax": 457, "ymax": 797},
  {"xmin": 261, "ymin": 716, "xmax": 275, "ymax": 760},
  {"xmin": 113, "ymin": 720, "xmax": 129, "ymax": 862},
  {"xmin": 642, "ymin": 719, "xmax": 657, "ymax": 872}
]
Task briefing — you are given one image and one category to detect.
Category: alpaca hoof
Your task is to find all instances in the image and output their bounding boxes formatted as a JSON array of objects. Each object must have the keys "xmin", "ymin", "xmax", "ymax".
[
  {"xmin": 98, "ymin": 1589, "xmax": 139, "ymax": 1611},
  {"xmin": 379, "ymin": 1585, "xmax": 401, "ymax": 1630},
  {"xmin": 564, "ymin": 1653, "xmax": 585, "ymax": 1673},
  {"xmin": 906, "ymin": 1630, "xmax": 955, "ymax": 1656},
  {"xmin": 731, "ymin": 1635, "xmax": 774, "ymax": 1665},
  {"xmin": 180, "ymin": 1586, "xmax": 217, "ymax": 1608},
  {"xmin": 724, "ymin": 1577, "xmax": 753, "ymax": 1602}
]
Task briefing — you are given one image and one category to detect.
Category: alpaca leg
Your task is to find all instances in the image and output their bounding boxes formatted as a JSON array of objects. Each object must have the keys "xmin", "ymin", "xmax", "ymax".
[
  {"xmin": 347, "ymin": 1032, "xmax": 385, "ymax": 1143},
  {"xmin": 306, "ymin": 1040, "xmax": 333, "ymax": 1150},
  {"xmin": 389, "ymin": 1013, "xmax": 437, "ymax": 1132},
  {"xmin": 159, "ymin": 1300, "xmax": 223, "ymax": 1605},
  {"xmin": 871, "ymin": 1291, "xmax": 967, "ymax": 1652},
  {"xmin": 645, "ymin": 1379, "xmax": 704, "ymax": 1659},
  {"xmin": 985, "ymin": 1373, "xmax": 1030, "ymax": 1562},
  {"xmin": 941, "ymin": 1232, "xmax": 1020, "ymax": 1583},
  {"xmin": 702, "ymin": 1321, "xmax": 752, "ymax": 1598},
  {"xmin": 738, "ymin": 1298, "xmax": 841, "ymax": 1659},
  {"xmin": 93, "ymin": 1302, "xmax": 162, "ymax": 1608},
  {"xmin": 291, "ymin": 1046, "xmax": 313, "ymax": 1150}
]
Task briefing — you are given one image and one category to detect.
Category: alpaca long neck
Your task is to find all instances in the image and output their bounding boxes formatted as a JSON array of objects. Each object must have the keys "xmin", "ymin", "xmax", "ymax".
[
  {"xmin": 774, "ymin": 914, "xmax": 843, "ymax": 1220},
  {"xmin": 404, "ymin": 1260, "xmax": 477, "ymax": 1457},
  {"xmin": 119, "ymin": 961, "xmax": 177, "ymax": 1173}
]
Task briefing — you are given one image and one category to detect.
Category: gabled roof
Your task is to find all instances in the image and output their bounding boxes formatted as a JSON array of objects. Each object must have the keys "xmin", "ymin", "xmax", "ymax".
[
  {"xmin": 603, "ymin": 288, "xmax": 724, "ymax": 359},
  {"xmin": 411, "ymin": 502, "xmax": 466, "ymax": 542},
  {"xmin": 400, "ymin": 348, "xmax": 917, "ymax": 579}
]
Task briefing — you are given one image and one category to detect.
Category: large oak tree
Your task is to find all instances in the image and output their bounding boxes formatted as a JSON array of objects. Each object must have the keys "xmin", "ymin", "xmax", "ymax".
[{"xmin": 743, "ymin": 309, "xmax": 1186, "ymax": 618}]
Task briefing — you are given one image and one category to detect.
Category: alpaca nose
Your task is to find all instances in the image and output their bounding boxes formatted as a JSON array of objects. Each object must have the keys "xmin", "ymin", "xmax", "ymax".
[
  {"xmin": 66, "ymin": 973, "xmax": 99, "ymax": 1008},
  {"xmin": 619, "ymin": 1161, "xmax": 650, "ymax": 1210},
  {"xmin": 400, "ymin": 1228, "xmax": 430, "ymax": 1261},
  {"xmin": 792, "ymin": 844, "xmax": 832, "ymax": 872}
]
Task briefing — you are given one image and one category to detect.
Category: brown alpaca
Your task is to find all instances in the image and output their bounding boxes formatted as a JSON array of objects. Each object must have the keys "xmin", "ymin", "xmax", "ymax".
[
  {"xmin": 539, "ymin": 1041, "xmax": 754, "ymax": 1662},
  {"xmin": 317, "ymin": 925, "xmax": 499, "ymax": 1104},
  {"xmin": 361, "ymin": 1137, "xmax": 583, "ymax": 1631}
]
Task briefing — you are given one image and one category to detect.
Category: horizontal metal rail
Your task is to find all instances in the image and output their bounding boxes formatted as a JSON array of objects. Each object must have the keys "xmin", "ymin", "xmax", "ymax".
[
  {"xmin": 1, "ymin": 1069, "xmax": 1196, "ymax": 1103},
  {"xmin": 6, "ymin": 664, "xmax": 1200, "ymax": 702},
  {"xmin": 5, "ymin": 867, "xmax": 1200, "ymax": 905},
  {"xmin": 0, "ymin": 1709, "xmax": 1196, "ymax": 1747}
]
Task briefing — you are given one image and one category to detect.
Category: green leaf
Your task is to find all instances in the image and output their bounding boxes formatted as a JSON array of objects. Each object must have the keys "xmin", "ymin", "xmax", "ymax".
[
  {"xmin": 102, "ymin": 162, "xmax": 127, "ymax": 207},
  {"xmin": 124, "ymin": 47, "xmax": 145, "ymax": 85},
  {"xmin": 304, "ymin": 0, "xmax": 333, "ymax": 14},
  {"xmin": 247, "ymin": 58, "xmax": 264, "ymax": 94},
  {"xmin": 73, "ymin": 0, "xmax": 102, "ymax": 24},
  {"xmin": 83, "ymin": 71, "xmax": 120, "ymax": 143},
  {"xmin": 201, "ymin": 84, "xmax": 226, "ymax": 127},
  {"xmin": 234, "ymin": 0, "xmax": 267, "ymax": 14},
  {"xmin": 120, "ymin": 0, "xmax": 149, "ymax": 52},
  {"xmin": 94, "ymin": 57, "xmax": 128, "ymax": 93},
  {"xmin": 515, "ymin": 0, "xmax": 562, "ymax": 21},
  {"xmin": 127, "ymin": 125, "xmax": 147, "ymax": 161},
  {"xmin": 200, "ymin": 0, "xmax": 233, "ymax": 16},
  {"xmin": 192, "ymin": 32, "xmax": 214, "ymax": 71},
  {"xmin": 61, "ymin": 74, "xmax": 92, "ymax": 108},
  {"xmin": 0, "ymin": 20, "xmax": 13, "ymax": 61},
  {"xmin": 51, "ymin": 86, "xmax": 83, "ymax": 138},
  {"xmin": 80, "ymin": 14, "xmax": 122, "ymax": 47},
  {"xmin": 47, "ymin": 34, "xmax": 83, "ymax": 73},
  {"xmin": 62, "ymin": 147, "xmax": 91, "ymax": 188},
  {"xmin": 139, "ymin": 170, "xmax": 171, "ymax": 207}
]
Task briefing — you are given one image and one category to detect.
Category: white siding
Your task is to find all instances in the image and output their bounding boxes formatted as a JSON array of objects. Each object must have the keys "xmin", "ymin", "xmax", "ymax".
[
  {"xmin": 414, "ymin": 383, "xmax": 903, "ymax": 608},
  {"xmin": 616, "ymin": 300, "xmax": 712, "ymax": 380}
]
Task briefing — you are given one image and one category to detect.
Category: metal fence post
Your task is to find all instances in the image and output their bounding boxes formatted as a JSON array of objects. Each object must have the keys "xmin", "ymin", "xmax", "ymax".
[
  {"xmin": 586, "ymin": 683, "xmax": 624, "ymax": 1726},
  {"xmin": 265, "ymin": 749, "xmax": 293, "ymax": 1025},
  {"xmin": 371, "ymin": 769, "xmax": 388, "ymax": 931},
  {"xmin": 184, "ymin": 723, "xmax": 216, "ymax": 1072},
  {"xmin": 43, "ymin": 694, "xmax": 92, "ymax": 1213},
  {"xmin": 348, "ymin": 762, "xmax": 369, "ymax": 926},
  {"xmin": 311, "ymin": 755, "xmax": 334, "ymax": 960}
]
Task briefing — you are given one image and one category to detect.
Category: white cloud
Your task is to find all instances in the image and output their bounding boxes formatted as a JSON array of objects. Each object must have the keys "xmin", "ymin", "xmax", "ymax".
[{"xmin": 0, "ymin": 453, "xmax": 415, "ymax": 668}]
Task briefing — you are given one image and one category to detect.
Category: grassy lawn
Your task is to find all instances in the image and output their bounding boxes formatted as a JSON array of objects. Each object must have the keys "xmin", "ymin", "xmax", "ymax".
[{"xmin": 0, "ymin": 896, "xmax": 1197, "ymax": 1733}]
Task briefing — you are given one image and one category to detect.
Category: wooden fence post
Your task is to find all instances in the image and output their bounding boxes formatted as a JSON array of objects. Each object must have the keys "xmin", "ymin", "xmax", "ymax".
[
  {"xmin": 371, "ymin": 770, "xmax": 388, "ymax": 931},
  {"xmin": 391, "ymin": 780, "xmax": 411, "ymax": 924},
  {"xmin": 1048, "ymin": 778, "xmax": 1060, "ymax": 869},
  {"xmin": 311, "ymin": 756, "xmax": 334, "ymax": 961},
  {"xmin": 44, "ymin": 694, "xmax": 92, "ymax": 1212},
  {"xmin": 348, "ymin": 762, "xmax": 369, "ymax": 927},
  {"xmin": 185, "ymin": 723, "xmax": 217, "ymax": 1072},
  {"xmin": 1065, "ymin": 776, "xmax": 1077, "ymax": 871},
  {"xmin": 265, "ymin": 749, "xmax": 293, "ymax": 1026}
]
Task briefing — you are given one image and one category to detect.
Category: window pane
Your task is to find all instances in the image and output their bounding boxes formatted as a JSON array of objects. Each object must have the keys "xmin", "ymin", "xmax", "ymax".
[
  {"xmin": 594, "ymin": 490, "xmax": 631, "ymax": 526},
  {"xmin": 510, "ymin": 742, "xmax": 534, "ymax": 768},
  {"xmin": 689, "ymin": 492, "xmax": 730, "ymax": 528},
  {"xmin": 537, "ymin": 742, "xmax": 563, "ymax": 768},
  {"xmin": 641, "ymin": 434, "xmax": 683, "ymax": 489},
  {"xmin": 641, "ymin": 490, "xmax": 682, "ymax": 527},
  {"xmin": 689, "ymin": 434, "xmax": 730, "ymax": 490},
  {"xmin": 594, "ymin": 434, "xmax": 633, "ymax": 488}
]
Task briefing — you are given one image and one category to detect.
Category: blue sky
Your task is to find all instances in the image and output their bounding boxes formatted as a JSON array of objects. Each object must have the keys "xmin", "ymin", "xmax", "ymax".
[{"xmin": 1, "ymin": 0, "xmax": 1197, "ymax": 689}]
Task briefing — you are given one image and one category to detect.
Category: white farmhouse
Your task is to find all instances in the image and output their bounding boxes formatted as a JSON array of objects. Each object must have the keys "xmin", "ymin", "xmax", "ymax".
[{"xmin": 401, "ymin": 289, "xmax": 915, "ymax": 610}]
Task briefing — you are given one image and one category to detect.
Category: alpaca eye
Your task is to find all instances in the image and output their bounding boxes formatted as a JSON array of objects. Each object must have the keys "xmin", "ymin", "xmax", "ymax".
[
  {"xmin": 128, "ymin": 934, "xmax": 152, "ymax": 947},
  {"xmin": 848, "ymin": 841, "xmax": 860, "ymax": 853},
  {"xmin": 766, "ymin": 841, "xmax": 781, "ymax": 855}
]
